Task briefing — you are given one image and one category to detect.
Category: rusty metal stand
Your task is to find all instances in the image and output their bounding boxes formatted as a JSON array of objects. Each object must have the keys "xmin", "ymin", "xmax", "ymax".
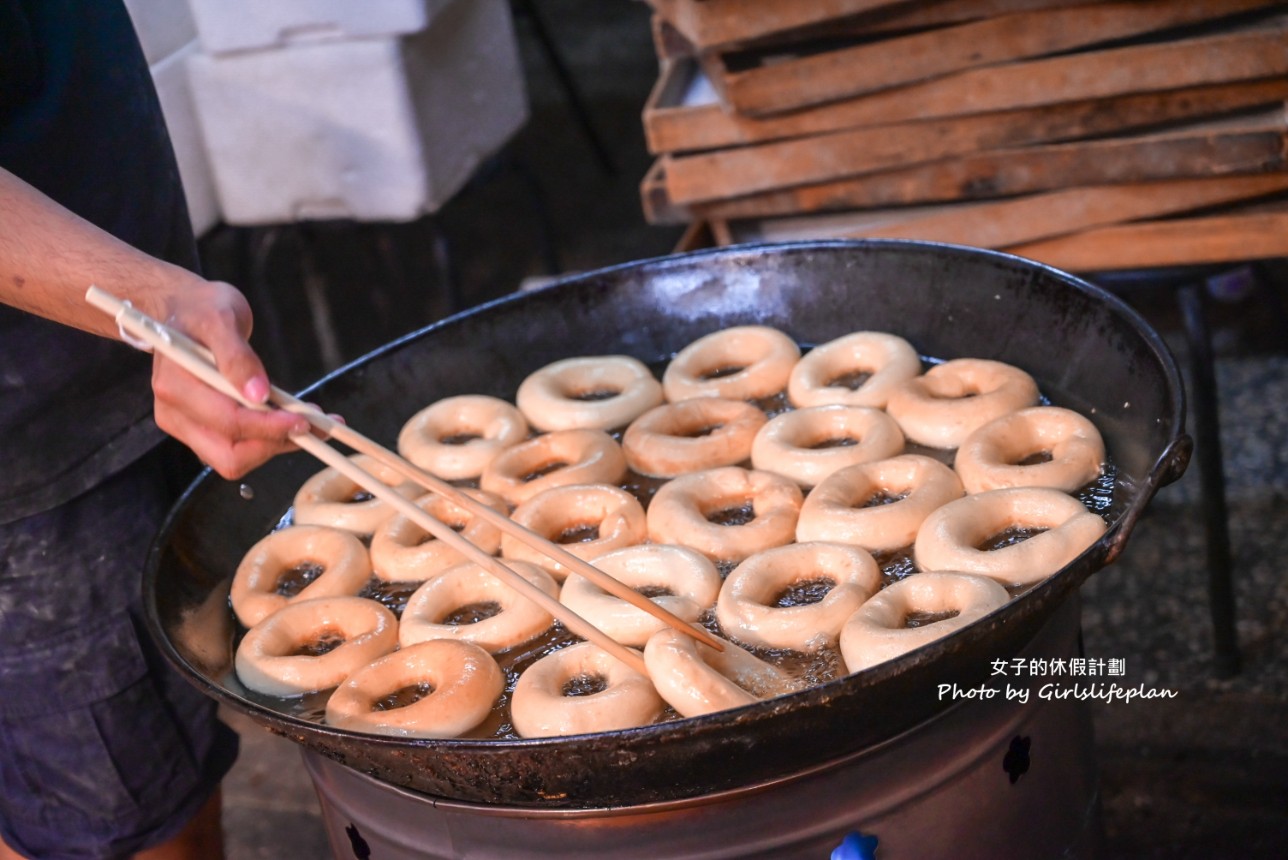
[
  {"xmin": 1175, "ymin": 280, "xmax": 1241, "ymax": 678},
  {"xmin": 1093, "ymin": 267, "xmax": 1241, "ymax": 678}
]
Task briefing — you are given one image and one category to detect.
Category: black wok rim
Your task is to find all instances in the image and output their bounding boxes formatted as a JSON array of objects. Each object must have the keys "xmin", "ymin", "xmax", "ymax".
[{"xmin": 143, "ymin": 239, "xmax": 1187, "ymax": 785}]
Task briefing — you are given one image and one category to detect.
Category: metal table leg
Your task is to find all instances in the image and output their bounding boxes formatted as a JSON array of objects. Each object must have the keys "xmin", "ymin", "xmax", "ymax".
[
  {"xmin": 1092, "ymin": 267, "xmax": 1243, "ymax": 678},
  {"xmin": 1175, "ymin": 283, "xmax": 1241, "ymax": 677}
]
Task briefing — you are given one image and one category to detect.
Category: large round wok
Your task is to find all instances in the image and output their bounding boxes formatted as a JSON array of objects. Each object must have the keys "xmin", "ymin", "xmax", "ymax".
[{"xmin": 146, "ymin": 240, "xmax": 1189, "ymax": 808}]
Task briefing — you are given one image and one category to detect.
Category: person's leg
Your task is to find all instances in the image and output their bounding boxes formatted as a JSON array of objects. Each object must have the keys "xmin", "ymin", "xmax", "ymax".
[
  {"xmin": 0, "ymin": 790, "xmax": 222, "ymax": 860},
  {"xmin": 134, "ymin": 791, "xmax": 224, "ymax": 860},
  {"xmin": 0, "ymin": 450, "xmax": 237, "ymax": 860}
]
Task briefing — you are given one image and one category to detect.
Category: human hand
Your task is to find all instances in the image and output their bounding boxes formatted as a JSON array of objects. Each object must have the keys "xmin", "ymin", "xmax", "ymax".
[{"xmin": 150, "ymin": 279, "xmax": 311, "ymax": 479}]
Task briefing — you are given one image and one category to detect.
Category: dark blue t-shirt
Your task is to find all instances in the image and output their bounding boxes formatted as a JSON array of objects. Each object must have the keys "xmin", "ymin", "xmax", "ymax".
[{"xmin": 0, "ymin": 0, "xmax": 198, "ymax": 522}]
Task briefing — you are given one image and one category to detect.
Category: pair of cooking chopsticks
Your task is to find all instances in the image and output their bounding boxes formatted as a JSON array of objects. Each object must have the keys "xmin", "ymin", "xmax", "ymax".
[{"xmin": 87, "ymin": 287, "xmax": 723, "ymax": 675}]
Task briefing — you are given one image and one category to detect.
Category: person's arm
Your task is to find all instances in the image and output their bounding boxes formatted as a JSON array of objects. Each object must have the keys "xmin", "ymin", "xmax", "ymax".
[{"xmin": 0, "ymin": 166, "xmax": 310, "ymax": 478}]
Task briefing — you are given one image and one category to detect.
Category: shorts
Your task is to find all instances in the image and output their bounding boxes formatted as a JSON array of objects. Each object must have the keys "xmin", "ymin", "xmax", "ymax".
[{"xmin": 0, "ymin": 449, "xmax": 239, "ymax": 859}]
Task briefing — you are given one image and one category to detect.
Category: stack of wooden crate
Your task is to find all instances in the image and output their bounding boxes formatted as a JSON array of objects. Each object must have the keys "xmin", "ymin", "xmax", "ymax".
[{"xmin": 640, "ymin": 0, "xmax": 1288, "ymax": 272}]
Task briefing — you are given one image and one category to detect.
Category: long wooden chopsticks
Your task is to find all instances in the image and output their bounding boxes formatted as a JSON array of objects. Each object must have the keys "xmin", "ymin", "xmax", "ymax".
[
  {"xmin": 87, "ymin": 287, "xmax": 722, "ymax": 674},
  {"xmin": 259, "ymin": 381, "xmax": 725, "ymax": 653}
]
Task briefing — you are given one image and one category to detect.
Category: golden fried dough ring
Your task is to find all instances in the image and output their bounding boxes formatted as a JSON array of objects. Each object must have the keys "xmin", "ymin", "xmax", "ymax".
[
  {"xmin": 510, "ymin": 641, "xmax": 663, "ymax": 738},
  {"xmin": 325, "ymin": 640, "xmax": 503, "ymax": 739},
  {"xmin": 751, "ymin": 404, "xmax": 904, "ymax": 488},
  {"xmin": 788, "ymin": 331, "xmax": 922, "ymax": 409},
  {"xmin": 886, "ymin": 358, "xmax": 1039, "ymax": 449},
  {"xmin": 517, "ymin": 355, "xmax": 664, "ymax": 432},
  {"xmin": 839, "ymin": 572, "xmax": 1010, "ymax": 673},
  {"xmin": 398, "ymin": 559, "xmax": 559, "ymax": 653},
  {"xmin": 954, "ymin": 406, "xmax": 1105, "ymax": 494},
  {"xmin": 368, "ymin": 488, "xmax": 509, "ymax": 583},
  {"xmin": 500, "ymin": 484, "xmax": 647, "ymax": 582},
  {"xmin": 663, "ymin": 326, "xmax": 800, "ymax": 402},
  {"xmin": 646, "ymin": 466, "xmax": 803, "ymax": 564},
  {"xmin": 914, "ymin": 487, "xmax": 1107, "ymax": 587},
  {"xmin": 480, "ymin": 429, "xmax": 626, "ymax": 507},
  {"xmin": 644, "ymin": 626, "xmax": 794, "ymax": 718},
  {"xmin": 231, "ymin": 525, "xmax": 372, "ymax": 628},
  {"xmin": 715, "ymin": 542, "xmax": 881, "ymax": 652},
  {"xmin": 796, "ymin": 455, "xmax": 964, "ymax": 553},
  {"xmin": 559, "ymin": 544, "xmax": 720, "ymax": 647},
  {"xmin": 397, "ymin": 395, "xmax": 529, "ymax": 481},
  {"xmin": 234, "ymin": 596, "xmax": 398, "ymax": 697},
  {"xmin": 622, "ymin": 398, "xmax": 766, "ymax": 478},
  {"xmin": 293, "ymin": 454, "xmax": 420, "ymax": 535}
]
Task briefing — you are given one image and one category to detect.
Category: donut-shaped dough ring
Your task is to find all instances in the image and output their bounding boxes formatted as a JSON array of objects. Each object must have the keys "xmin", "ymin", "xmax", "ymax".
[
  {"xmin": 399, "ymin": 560, "xmax": 559, "ymax": 653},
  {"xmin": 623, "ymin": 398, "xmax": 767, "ymax": 478},
  {"xmin": 644, "ymin": 626, "xmax": 794, "ymax": 718},
  {"xmin": 501, "ymin": 484, "xmax": 647, "ymax": 581},
  {"xmin": 914, "ymin": 487, "xmax": 1108, "ymax": 587},
  {"xmin": 886, "ymin": 358, "xmax": 1040, "ymax": 449},
  {"xmin": 510, "ymin": 641, "xmax": 663, "ymax": 738},
  {"xmin": 839, "ymin": 572, "xmax": 1010, "ymax": 673},
  {"xmin": 796, "ymin": 455, "xmax": 965, "ymax": 553},
  {"xmin": 663, "ymin": 326, "xmax": 801, "ymax": 403},
  {"xmin": 559, "ymin": 544, "xmax": 721, "ymax": 647},
  {"xmin": 369, "ymin": 489, "xmax": 509, "ymax": 583},
  {"xmin": 954, "ymin": 406, "xmax": 1106, "ymax": 494},
  {"xmin": 480, "ymin": 429, "xmax": 627, "ymax": 508},
  {"xmin": 516, "ymin": 355, "xmax": 665, "ymax": 432},
  {"xmin": 647, "ymin": 466, "xmax": 804, "ymax": 564},
  {"xmin": 397, "ymin": 395, "xmax": 529, "ymax": 481},
  {"xmin": 234, "ymin": 596, "xmax": 398, "ymax": 697},
  {"xmin": 325, "ymin": 640, "xmax": 503, "ymax": 739},
  {"xmin": 293, "ymin": 454, "xmax": 421, "ymax": 535},
  {"xmin": 751, "ymin": 405, "xmax": 905, "ymax": 487},
  {"xmin": 231, "ymin": 525, "xmax": 373, "ymax": 628},
  {"xmin": 716, "ymin": 542, "xmax": 881, "ymax": 651},
  {"xmin": 788, "ymin": 331, "xmax": 922, "ymax": 409}
]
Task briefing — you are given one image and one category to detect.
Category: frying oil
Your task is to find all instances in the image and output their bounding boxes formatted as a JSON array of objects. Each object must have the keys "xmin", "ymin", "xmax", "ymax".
[{"xmin": 232, "ymin": 348, "xmax": 1116, "ymax": 738}]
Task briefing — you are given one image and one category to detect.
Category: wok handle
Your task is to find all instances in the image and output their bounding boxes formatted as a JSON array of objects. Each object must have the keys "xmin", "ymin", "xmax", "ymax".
[{"xmin": 1103, "ymin": 433, "xmax": 1192, "ymax": 564}]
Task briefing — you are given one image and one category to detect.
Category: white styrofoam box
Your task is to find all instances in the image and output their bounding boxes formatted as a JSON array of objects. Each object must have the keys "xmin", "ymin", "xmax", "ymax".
[
  {"xmin": 186, "ymin": 0, "xmax": 527, "ymax": 225},
  {"xmin": 185, "ymin": 0, "xmax": 453, "ymax": 54},
  {"xmin": 151, "ymin": 41, "xmax": 221, "ymax": 235},
  {"xmin": 124, "ymin": 0, "xmax": 197, "ymax": 65}
]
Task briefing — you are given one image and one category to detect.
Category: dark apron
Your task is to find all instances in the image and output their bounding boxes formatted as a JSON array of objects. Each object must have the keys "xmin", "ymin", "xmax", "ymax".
[{"xmin": 0, "ymin": 0, "xmax": 199, "ymax": 524}]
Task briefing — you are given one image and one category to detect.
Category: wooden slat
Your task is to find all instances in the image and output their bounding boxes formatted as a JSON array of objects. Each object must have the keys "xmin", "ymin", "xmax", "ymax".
[
  {"xmin": 738, "ymin": 0, "xmax": 1104, "ymax": 47},
  {"xmin": 673, "ymin": 220, "xmax": 716, "ymax": 253},
  {"xmin": 856, "ymin": 174, "xmax": 1288, "ymax": 247},
  {"xmin": 650, "ymin": 14, "xmax": 694, "ymax": 62},
  {"xmin": 693, "ymin": 109, "xmax": 1288, "ymax": 220},
  {"xmin": 721, "ymin": 175, "xmax": 1288, "ymax": 250},
  {"xmin": 640, "ymin": 158, "xmax": 690, "ymax": 225},
  {"xmin": 710, "ymin": 217, "xmax": 736, "ymax": 247},
  {"xmin": 714, "ymin": 0, "xmax": 1277, "ymax": 117},
  {"xmin": 647, "ymin": 0, "xmax": 908, "ymax": 51},
  {"xmin": 664, "ymin": 20, "xmax": 1288, "ymax": 204},
  {"xmin": 642, "ymin": 61, "xmax": 714, "ymax": 155},
  {"xmin": 644, "ymin": 63, "xmax": 1288, "ymax": 156},
  {"xmin": 1007, "ymin": 206, "xmax": 1288, "ymax": 271}
]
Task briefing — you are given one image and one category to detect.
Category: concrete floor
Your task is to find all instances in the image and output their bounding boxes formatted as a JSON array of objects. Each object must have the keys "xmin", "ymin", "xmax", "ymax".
[{"xmin": 195, "ymin": 2, "xmax": 1288, "ymax": 857}]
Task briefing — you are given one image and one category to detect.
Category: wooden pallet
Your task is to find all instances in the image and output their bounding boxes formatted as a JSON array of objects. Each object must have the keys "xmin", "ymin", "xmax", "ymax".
[
  {"xmin": 646, "ymin": 0, "xmax": 906, "ymax": 51},
  {"xmin": 647, "ymin": 0, "xmax": 1117, "ymax": 51},
  {"xmin": 662, "ymin": 18, "xmax": 1288, "ymax": 204},
  {"xmin": 644, "ymin": 61, "xmax": 1288, "ymax": 157},
  {"xmin": 1008, "ymin": 200, "xmax": 1288, "ymax": 271},
  {"xmin": 703, "ymin": 0, "xmax": 1276, "ymax": 117},
  {"xmin": 713, "ymin": 174, "xmax": 1288, "ymax": 252},
  {"xmin": 639, "ymin": 3, "xmax": 1288, "ymax": 274},
  {"xmin": 685, "ymin": 108, "xmax": 1288, "ymax": 220}
]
